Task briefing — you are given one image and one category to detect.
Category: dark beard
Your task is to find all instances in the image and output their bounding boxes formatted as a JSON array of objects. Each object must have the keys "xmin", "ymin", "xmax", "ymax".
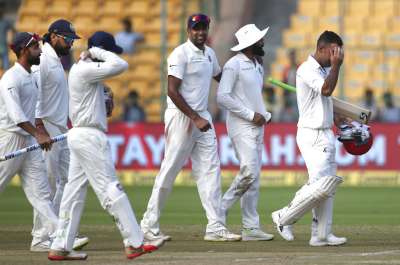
[
  {"xmin": 252, "ymin": 45, "xmax": 265, "ymax": 57},
  {"xmin": 28, "ymin": 55, "xmax": 40, "ymax": 65},
  {"xmin": 54, "ymin": 43, "xmax": 70, "ymax": 56}
]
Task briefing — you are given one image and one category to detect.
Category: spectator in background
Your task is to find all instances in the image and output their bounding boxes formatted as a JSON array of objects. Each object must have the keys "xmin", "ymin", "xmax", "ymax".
[
  {"xmin": 379, "ymin": 91, "xmax": 400, "ymax": 123},
  {"xmin": 115, "ymin": 17, "xmax": 144, "ymax": 54},
  {"xmin": 263, "ymin": 85, "xmax": 280, "ymax": 122},
  {"xmin": 278, "ymin": 90, "xmax": 298, "ymax": 122},
  {"xmin": 282, "ymin": 49, "xmax": 298, "ymax": 86},
  {"xmin": 0, "ymin": 3, "xmax": 15, "ymax": 69},
  {"xmin": 360, "ymin": 87, "xmax": 379, "ymax": 121},
  {"xmin": 122, "ymin": 90, "xmax": 146, "ymax": 122}
]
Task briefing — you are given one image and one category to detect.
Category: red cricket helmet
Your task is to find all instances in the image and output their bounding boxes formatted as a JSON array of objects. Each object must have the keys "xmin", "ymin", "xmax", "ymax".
[{"xmin": 342, "ymin": 133, "xmax": 374, "ymax": 155}]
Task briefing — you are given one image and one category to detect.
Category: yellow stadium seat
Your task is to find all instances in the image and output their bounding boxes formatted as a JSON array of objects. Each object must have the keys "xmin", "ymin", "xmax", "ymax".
[
  {"xmin": 71, "ymin": 0, "xmax": 98, "ymax": 17},
  {"xmin": 323, "ymin": 0, "xmax": 340, "ymax": 17},
  {"xmin": 297, "ymin": 0, "xmax": 322, "ymax": 16},
  {"xmin": 46, "ymin": 1, "xmax": 72, "ymax": 18},
  {"xmin": 125, "ymin": 0, "xmax": 148, "ymax": 17},
  {"xmin": 342, "ymin": 31, "xmax": 360, "ymax": 48},
  {"xmin": 343, "ymin": 79, "xmax": 365, "ymax": 101},
  {"xmin": 372, "ymin": 0, "xmax": 398, "ymax": 17},
  {"xmin": 97, "ymin": 17, "xmax": 121, "ymax": 33},
  {"xmin": 317, "ymin": 16, "xmax": 339, "ymax": 33},
  {"xmin": 383, "ymin": 50, "xmax": 400, "ymax": 66},
  {"xmin": 346, "ymin": 63, "xmax": 371, "ymax": 81},
  {"xmin": 271, "ymin": 63, "xmax": 284, "ymax": 81},
  {"xmin": 385, "ymin": 32, "xmax": 400, "ymax": 48},
  {"xmin": 72, "ymin": 17, "xmax": 96, "ymax": 39},
  {"xmin": 145, "ymin": 32, "xmax": 162, "ymax": 46},
  {"xmin": 346, "ymin": 0, "xmax": 371, "ymax": 17},
  {"xmin": 365, "ymin": 16, "xmax": 389, "ymax": 32},
  {"xmin": 19, "ymin": 0, "xmax": 46, "ymax": 16},
  {"xmin": 352, "ymin": 50, "xmax": 378, "ymax": 65},
  {"xmin": 282, "ymin": 30, "xmax": 311, "ymax": 48},
  {"xmin": 99, "ymin": 0, "xmax": 124, "ymax": 18},
  {"xmin": 359, "ymin": 32, "xmax": 383, "ymax": 48},
  {"xmin": 389, "ymin": 16, "xmax": 400, "ymax": 32},
  {"xmin": 16, "ymin": 15, "xmax": 44, "ymax": 33},
  {"xmin": 344, "ymin": 17, "xmax": 365, "ymax": 32},
  {"xmin": 290, "ymin": 15, "xmax": 316, "ymax": 32}
]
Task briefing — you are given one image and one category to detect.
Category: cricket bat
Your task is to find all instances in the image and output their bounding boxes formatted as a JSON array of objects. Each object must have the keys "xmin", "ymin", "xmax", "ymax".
[{"xmin": 267, "ymin": 77, "xmax": 372, "ymax": 124}]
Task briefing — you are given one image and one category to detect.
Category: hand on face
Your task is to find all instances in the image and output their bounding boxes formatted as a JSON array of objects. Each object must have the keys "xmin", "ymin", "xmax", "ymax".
[{"xmin": 329, "ymin": 44, "xmax": 344, "ymax": 68}]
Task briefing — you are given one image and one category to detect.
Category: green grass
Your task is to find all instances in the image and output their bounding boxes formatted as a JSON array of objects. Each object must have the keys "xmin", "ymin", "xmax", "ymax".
[{"xmin": 1, "ymin": 186, "xmax": 399, "ymax": 226}]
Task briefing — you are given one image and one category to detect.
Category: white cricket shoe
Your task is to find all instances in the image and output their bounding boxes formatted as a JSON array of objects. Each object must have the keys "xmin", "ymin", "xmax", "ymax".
[
  {"xmin": 48, "ymin": 250, "xmax": 88, "ymax": 261},
  {"xmin": 143, "ymin": 237, "xmax": 165, "ymax": 248},
  {"xmin": 72, "ymin": 236, "xmax": 89, "ymax": 250},
  {"xmin": 271, "ymin": 210, "xmax": 295, "ymax": 241},
  {"xmin": 309, "ymin": 234, "xmax": 347, "ymax": 247},
  {"xmin": 241, "ymin": 228, "xmax": 274, "ymax": 241},
  {"xmin": 144, "ymin": 230, "xmax": 172, "ymax": 242},
  {"xmin": 204, "ymin": 229, "xmax": 242, "ymax": 242},
  {"xmin": 30, "ymin": 239, "xmax": 51, "ymax": 252}
]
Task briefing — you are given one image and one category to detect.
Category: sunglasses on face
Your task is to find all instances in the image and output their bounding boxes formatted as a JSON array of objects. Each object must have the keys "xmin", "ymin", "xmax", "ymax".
[{"xmin": 56, "ymin": 34, "xmax": 74, "ymax": 45}]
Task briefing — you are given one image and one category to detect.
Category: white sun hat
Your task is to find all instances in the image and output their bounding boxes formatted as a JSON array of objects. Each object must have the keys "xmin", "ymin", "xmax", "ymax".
[{"xmin": 231, "ymin": 24, "xmax": 269, "ymax": 52}]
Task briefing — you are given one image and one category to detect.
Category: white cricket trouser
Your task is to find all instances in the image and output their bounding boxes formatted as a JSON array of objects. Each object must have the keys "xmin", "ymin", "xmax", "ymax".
[
  {"xmin": 51, "ymin": 127, "xmax": 143, "ymax": 251},
  {"xmin": 141, "ymin": 109, "xmax": 224, "ymax": 234},
  {"xmin": 0, "ymin": 130, "xmax": 58, "ymax": 241},
  {"xmin": 297, "ymin": 127, "xmax": 337, "ymax": 238},
  {"xmin": 221, "ymin": 126, "xmax": 263, "ymax": 229},
  {"xmin": 32, "ymin": 120, "xmax": 69, "ymax": 240}
]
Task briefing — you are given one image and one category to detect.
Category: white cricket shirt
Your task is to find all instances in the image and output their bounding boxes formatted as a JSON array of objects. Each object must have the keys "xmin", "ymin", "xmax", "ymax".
[
  {"xmin": 0, "ymin": 63, "xmax": 37, "ymax": 135},
  {"xmin": 217, "ymin": 53, "xmax": 269, "ymax": 134},
  {"xmin": 68, "ymin": 47, "xmax": 128, "ymax": 132},
  {"xmin": 35, "ymin": 42, "xmax": 69, "ymax": 128},
  {"xmin": 296, "ymin": 55, "xmax": 333, "ymax": 129},
  {"xmin": 167, "ymin": 39, "xmax": 221, "ymax": 111}
]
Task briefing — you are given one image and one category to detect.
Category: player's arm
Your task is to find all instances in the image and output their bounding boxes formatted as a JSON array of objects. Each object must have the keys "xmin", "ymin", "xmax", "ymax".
[
  {"xmin": 0, "ymin": 83, "xmax": 52, "ymax": 150},
  {"xmin": 321, "ymin": 46, "xmax": 344, "ymax": 96},
  {"xmin": 79, "ymin": 47, "xmax": 129, "ymax": 83},
  {"xmin": 217, "ymin": 62, "xmax": 267, "ymax": 126},
  {"xmin": 167, "ymin": 75, "xmax": 211, "ymax": 132}
]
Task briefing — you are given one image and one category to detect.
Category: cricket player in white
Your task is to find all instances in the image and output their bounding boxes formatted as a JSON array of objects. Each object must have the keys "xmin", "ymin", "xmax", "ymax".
[
  {"xmin": 31, "ymin": 19, "xmax": 88, "ymax": 252},
  {"xmin": 141, "ymin": 14, "xmax": 241, "ymax": 242},
  {"xmin": 217, "ymin": 24, "xmax": 274, "ymax": 241},
  {"xmin": 272, "ymin": 31, "xmax": 347, "ymax": 246},
  {"xmin": 0, "ymin": 32, "xmax": 58, "ymax": 249},
  {"xmin": 49, "ymin": 31, "xmax": 162, "ymax": 261}
]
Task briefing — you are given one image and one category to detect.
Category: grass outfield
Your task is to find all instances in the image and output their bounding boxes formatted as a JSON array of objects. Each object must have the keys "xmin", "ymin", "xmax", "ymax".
[{"xmin": 0, "ymin": 186, "xmax": 399, "ymax": 265}]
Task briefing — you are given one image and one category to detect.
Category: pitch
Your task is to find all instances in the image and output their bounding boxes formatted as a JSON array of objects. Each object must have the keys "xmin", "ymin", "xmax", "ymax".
[{"xmin": 0, "ymin": 186, "xmax": 399, "ymax": 265}]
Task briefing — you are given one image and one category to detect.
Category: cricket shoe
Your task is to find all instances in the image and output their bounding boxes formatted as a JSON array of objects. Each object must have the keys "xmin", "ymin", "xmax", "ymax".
[
  {"xmin": 309, "ymin": 234, "xmax": 347, "ymax": 247},
  {"xmin": 48, "ymin": 250, "xmax": 88, "ymax": 261},
  {"xmin": 125, "ymin": 241, "xmax": 161, "ymax": 260},
  {"xmin": 144, "ymin": 230, "xmax": 172, "ymax": 241},
  {"xmin": 271, "ymin": 210, "xmax": 295, "ymax": 241},
  {"xmin": 72, "ymin": 236, "xmax": 89, "ymax": 250},
  {"xmin": 30, "ymin": 239, "xmax": 51, "ymax": 252},
  {"xmin": 204, "ymin": 229, "xmax": 242, "ymax": 242},
  {"xmin": 242, "ymin": 228, "xmax": 274, "ymax": 241}
]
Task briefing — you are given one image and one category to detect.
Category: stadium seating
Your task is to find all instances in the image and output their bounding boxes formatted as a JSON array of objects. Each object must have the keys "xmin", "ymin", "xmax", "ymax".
[
  {"xmin": 274, "ymin": 0, "xmax": 400, "ymax": 105},
  {"xmin": 14, "ymin": 0, "xmax": 202, "ymax": 122}
]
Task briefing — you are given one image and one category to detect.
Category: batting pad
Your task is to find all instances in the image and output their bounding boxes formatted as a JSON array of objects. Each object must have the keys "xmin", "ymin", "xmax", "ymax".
[
  {"xmin": 106, "ymin": 181, "xmax": 143, "ymax": 248},
  {"xmin": 279, "ymin": 176, "xmax": 343, "ymax": 226}
]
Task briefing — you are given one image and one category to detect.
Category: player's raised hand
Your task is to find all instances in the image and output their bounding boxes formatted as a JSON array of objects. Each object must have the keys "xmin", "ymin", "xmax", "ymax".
[
  {"xmin": 330, "ymin": 46, "xmax": 344, "ymax": 67},
  {"xmin": 193, "ymin": 116, "xmax": 211, "ymax": 132},
  {"xmin": 252, "ymin": 112, "xmax": 267, "ymax": 127}
]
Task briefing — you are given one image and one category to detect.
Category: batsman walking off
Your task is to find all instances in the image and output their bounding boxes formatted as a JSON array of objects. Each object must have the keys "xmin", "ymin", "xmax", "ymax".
[
  {"xmin": 272, "ymin": 31, "xmax": 347, "ymax": 246},
  {"xmin": 217, "ymin": 24, "xmax": 274, "ymax": 241},
  {"xmin": 141, "ymin": 13, "xmax": 241, "ymax": 242},
  {"xmin": 48, "ymin": 31, "xmax": 162, "ymax": 261}
]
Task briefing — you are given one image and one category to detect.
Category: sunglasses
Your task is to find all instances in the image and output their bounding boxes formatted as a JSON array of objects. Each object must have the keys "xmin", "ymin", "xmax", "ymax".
[
  {"xmin": 56, "ymin": 34, "xmax": 74, "ymax": 45},
  {"xmin": 25, "ymin": 33, "xmax": 41, "ymax": 48},
  {"xmin": 191, "ymin": 14, "xmax": 210, "ymax": 24}
]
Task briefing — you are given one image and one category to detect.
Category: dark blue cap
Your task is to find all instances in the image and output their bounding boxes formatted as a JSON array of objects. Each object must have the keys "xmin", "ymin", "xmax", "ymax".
[
  {"xmin": 187, "ymin": 13, "xmax": 210, "ymax": 29},
  {"xmin": 88, "ymin": 31, "xmax": 123, "ymax": 54},
  {"xmin": 10, "ymin": 32, "xmax": 41, "ymax": 54},
  {"xmin": 48, "ymin": 19, "xmax": 80, "ymax": 39}
]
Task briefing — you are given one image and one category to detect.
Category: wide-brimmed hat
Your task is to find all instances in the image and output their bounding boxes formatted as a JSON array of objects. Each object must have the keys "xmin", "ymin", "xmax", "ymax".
[{"xmin": 231, "ymin": 24, "xmax": 269, "ymax": 52}]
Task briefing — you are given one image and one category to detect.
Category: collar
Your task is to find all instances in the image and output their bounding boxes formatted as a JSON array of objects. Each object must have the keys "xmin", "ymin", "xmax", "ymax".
[
  {"xmin": 307, "ymin": 55, "xmax": 324, "ymax": 70},
  {"xmin": 42, "ymin": 42, "xmax": 60, "ymax": 60},
  {"xmin": 186, "ymin": 39, "xmax": 206, "ymax": 53},
  {"xmin": 237, "ymin": 52, "xmax": 259, "ymax": 66},
  {"xmin": 14, "ymin": 62, "xmax": 31, "ymax": 77}
]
